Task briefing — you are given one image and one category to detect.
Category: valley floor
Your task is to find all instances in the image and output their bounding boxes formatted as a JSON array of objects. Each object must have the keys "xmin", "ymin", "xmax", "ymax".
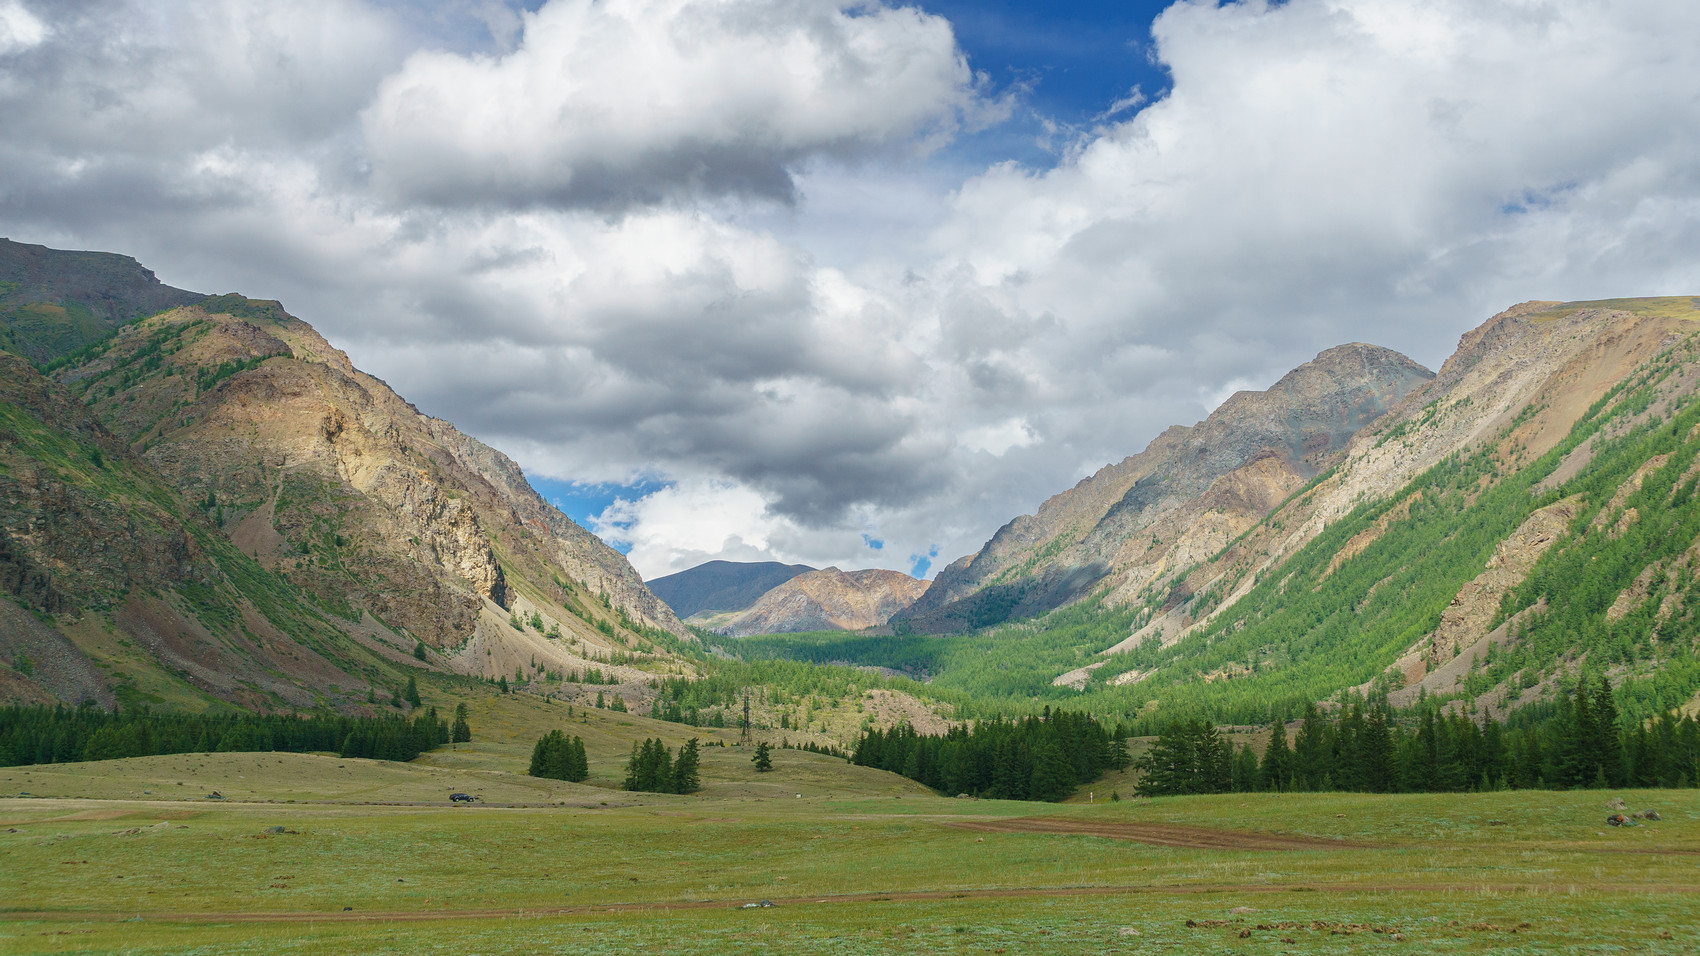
[{"xmin": 3, "ymin": 744, "xmax": 1698, "ymax": 954}]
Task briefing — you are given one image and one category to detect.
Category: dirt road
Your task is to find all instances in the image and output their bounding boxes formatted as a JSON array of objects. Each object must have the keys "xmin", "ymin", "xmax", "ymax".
[{"xmin": 944, "ymin": 816, "xmax": 1378, "ymax": 850}]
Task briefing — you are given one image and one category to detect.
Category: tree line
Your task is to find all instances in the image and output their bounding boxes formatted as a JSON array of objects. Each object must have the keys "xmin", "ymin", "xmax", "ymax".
[
  {"xmin": 623, "ymin": 737, "xmax": 701, "ymax": 794},
  {"xmin": 1137, "ymin": 679, "xmax": 1700, "ymax": 797},
  {"xmin": 0, "ymin": 703, "xmax": 466, "ymax": 767},
  {"xmin": 528, "ymin": 730, "xmax": 589, "ymax": 782},
  {"xmin": 851, "ymin": 707, "xmax": 1129, "ymax": 801}
]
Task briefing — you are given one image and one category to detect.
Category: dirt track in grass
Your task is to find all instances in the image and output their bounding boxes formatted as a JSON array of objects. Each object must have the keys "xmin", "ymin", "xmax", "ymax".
[
  {"xmin": 942, "ymin": 816, "xmax": 1380, "ymax": 850},
  {"xmin": 8, "ymin": 881, "xmax": 1700, "ymax": 925}
]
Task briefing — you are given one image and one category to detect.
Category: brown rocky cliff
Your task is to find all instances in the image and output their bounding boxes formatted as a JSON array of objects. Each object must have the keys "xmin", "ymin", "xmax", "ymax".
[{"xmin": 60, "ymin": 297, "xmax": 684, "ymax": 651}]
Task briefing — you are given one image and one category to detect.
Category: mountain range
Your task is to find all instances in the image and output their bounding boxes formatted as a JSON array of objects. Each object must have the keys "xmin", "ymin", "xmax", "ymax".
[
  {"xmin": 5, "ymin": 238, "xmax": 1699, "ymax": 727},
  {"xmin": 0, "ymin": 239, "xmax": 685, "ymax": 713}
]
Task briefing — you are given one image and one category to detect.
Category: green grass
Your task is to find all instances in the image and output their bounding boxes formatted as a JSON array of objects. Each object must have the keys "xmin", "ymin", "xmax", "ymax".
[{"xmin": 2, "ymin": 745, "xmax": 1697, "ymax": 953}]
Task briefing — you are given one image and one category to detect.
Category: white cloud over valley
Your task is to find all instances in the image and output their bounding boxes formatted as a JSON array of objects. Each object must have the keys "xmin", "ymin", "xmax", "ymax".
[{"xmin": 3, "ymin": 0, "xmax": 1699, "ymax": 579}]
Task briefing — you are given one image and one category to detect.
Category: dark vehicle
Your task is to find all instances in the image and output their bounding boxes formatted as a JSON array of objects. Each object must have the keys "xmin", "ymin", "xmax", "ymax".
[{"xmin": 450, "ymin": 792, "xmax": 476, "ymax": 803}]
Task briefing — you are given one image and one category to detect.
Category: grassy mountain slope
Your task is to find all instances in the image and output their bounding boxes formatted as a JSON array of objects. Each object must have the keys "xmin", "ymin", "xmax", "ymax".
[
  {"xmin": 0, "ymin": 238, "xmax": 202, "ymax": 365},
  {"xmin": 753, "ymin": 299, "xmax": 1700, "ymax": 728},
  {"xmin": 898, "ymin": 343, "xmax": 1433, "ymax": 633}
]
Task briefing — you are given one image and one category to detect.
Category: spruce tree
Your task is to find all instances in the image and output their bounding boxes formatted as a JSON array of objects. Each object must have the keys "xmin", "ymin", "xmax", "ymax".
[
  {"xmin": 752, "ymin": 740, "xmax": 773, "ymax": 772},
  {"xmin": 568, "ymin": 736, "xmax": 589, "ymax": 782},
  {"xmin": 1028, "ymin": 738, "xmax": 1074, "ymax": 802},
  {"xmin": 1232, "ymin": 744, "xmax": 1260, "ymax": 792},
  {"xmin": 451, "ymin": 703, "xmax": 471, "ymax": 743},
  {"xmin": 1361, "ymin": 703, "xmax": 1395, "ymax": 793},
  {"xmin": 672, "ymin": 738, "xmax": 701, "ymax": 793},
  {"xmin": 1294, "ymin": 703, "xmax": 1330, "ymax": 791},
  {"xmin": 1591, "ymin": 675, "xmax": 1623, "ymax": 787},
  {"xmin": 1261, "ymin": 719, "xmax": 1293, "ymax": 791},
  {"xmin": 413, "ymin": 641, "xmax": 428, "ymax": 662},
  {"xmin": 404, "ymin": 676, "xmax": 422, "ymax": 708}
]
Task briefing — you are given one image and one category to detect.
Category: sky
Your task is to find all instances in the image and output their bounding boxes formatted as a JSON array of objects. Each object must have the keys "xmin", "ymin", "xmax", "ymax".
[{"xmin": 3, "ymin": 1, "xmax": 1700, "ymax": 582}]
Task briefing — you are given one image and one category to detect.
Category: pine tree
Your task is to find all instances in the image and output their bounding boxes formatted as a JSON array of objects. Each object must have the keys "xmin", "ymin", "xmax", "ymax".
[
  {"xmin": 1590, "ymin": 674, "xmax": 1624, "ymax": 787},
  {"xmin": 403, "ymin": 677, "xmax": 422, "ymax": 709},
  {"xmin": 1232, "ymin": 744, "xmax": 1260, "ymax": 792},
  {"xmin": 1261, "ymin": 719, "xmax": 1293, "ymax": 791},
  {"xmin": 1294, "ymin": 702, "xmax": 1331, "ymax": 791},
  {"xmin": 1028, "ymin": 738, "xmax": 1074, "ymax": 802},
  {"xmin": 1361, "ymin": 703, "xmax": 1395, "ymax": 793},
  {"xmin": 568, "ymin": 736, "xmax": 589, "ymax": 782},
  {"xmin": 451, "ymin": 703, "xmax": 471, "ymax": 744},
  {"xmin": 753, "ymin": 740, "xmax": 773, "ymax": 772},
  {"xmin": 413, "ymin": 641, "xmax": 427, "ymax": 662},
  {"xmin": 672, "ymin": 738, "xmax": 701, "ymax": 794}
]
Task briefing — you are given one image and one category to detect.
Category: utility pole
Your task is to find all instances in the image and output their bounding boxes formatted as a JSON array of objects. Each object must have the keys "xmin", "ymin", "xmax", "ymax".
[{"xmin": 741, "ymin": 690, "xmax": 752, "ymax": 743}]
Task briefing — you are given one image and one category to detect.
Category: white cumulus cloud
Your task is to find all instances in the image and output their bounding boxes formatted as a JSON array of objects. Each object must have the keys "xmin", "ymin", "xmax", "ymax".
[{"xmin": 362, "ymin": 0, "xmax": 982, "ymax": 209}]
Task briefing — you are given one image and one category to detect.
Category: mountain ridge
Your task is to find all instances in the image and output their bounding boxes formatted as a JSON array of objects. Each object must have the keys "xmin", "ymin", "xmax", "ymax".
[
  {"xmin": 696, "ymin": 567, "xmax": 929, "ymax": 636},
  {"xmin": 1, "ymin": 241, "xmax": 692, "ymax": 711},
  {"xmin": 647, "ymin": 559, "xmax": 818, "ymax": 619},
  {"xmin": 898, "ymin": 342, "xmax": 1434, "ymax": 632}
]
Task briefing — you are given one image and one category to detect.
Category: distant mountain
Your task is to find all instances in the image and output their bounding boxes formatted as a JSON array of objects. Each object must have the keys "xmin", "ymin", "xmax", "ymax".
[
  {"xmin": 698, "ymin": 568, "xmax": 929, "ymax": 636},
  {"xmin": 647, "ymin": 559, "xmax": 817, "ymax": 618},
  {"xmin": 0, "ymin": 238, "xmax": 203, "ymax": 365},
  {"xmin": 1, "ymin": 241, "xmax": 690, "ymax": 710},
  {"xmin": 898, "ymin": 343, "xmax": 1434, "ymax": 633}
]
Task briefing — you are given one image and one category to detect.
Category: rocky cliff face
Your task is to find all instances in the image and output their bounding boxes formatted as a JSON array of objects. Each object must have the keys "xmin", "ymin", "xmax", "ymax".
[
  {"xmin": 698, "ymin": 568, "xmax": 930, "ymax": 636},
  {"xmin": 0, "ymin": 241, "xmax": 698, "ymax": 709},
  {"xmin": 57, "ymin": 295, "xmax": 686, "ymax": 664},
  {"xmin": 899, "ymin": 343, "xmax": 1434, "ymax": 632},
  {"xmin": 0, "ymin": 351, "xmax": 386, "ymax": 711}
]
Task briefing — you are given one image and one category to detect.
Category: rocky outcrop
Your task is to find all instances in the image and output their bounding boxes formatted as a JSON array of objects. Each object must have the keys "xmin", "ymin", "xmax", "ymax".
[
  {"xmin": 898, "ymin": 343, "xmax": 1433, "ymax": 632},
  {"xmin": 59, "ymin": 295, "xmax": 686, "ymax": 651},
  {"xmin": 701, "ymin": 568, "xmax": 930, "ymax": 636},
  {"xmin": 647, "ymin": 560, "xmax": 819, "ymax": 618}
]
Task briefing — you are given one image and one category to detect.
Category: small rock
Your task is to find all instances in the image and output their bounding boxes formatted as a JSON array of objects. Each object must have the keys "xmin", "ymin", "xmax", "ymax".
[
  {"xmin": 1636, "ymin": 809, "xmax": 1661, "ymax": 821},
  {"xmin": 1230, "ymin": 906, "xmax": 1255, "ymax": 915},
  {"xmin": 1117, "ymin": 927, "xmax": 1140, "ymax": 937},
  {"xmin": 1605, "ymin": 797, "xmax": 1627, "ymax": 811},
  {"xmin": 1239, "ymin": 928, "xmax": 1252, "ymax": 938},
  {"xmin": 1487, "ymin": 820, "xmax": 1507, "ymax": 826},
  {"xmin": 1392, "ymin": 932, "xmax": 1406, "ymax": 941},
  {"xmin": 342, "ymin": 907, "xmax": 353, "ymax": 912}
]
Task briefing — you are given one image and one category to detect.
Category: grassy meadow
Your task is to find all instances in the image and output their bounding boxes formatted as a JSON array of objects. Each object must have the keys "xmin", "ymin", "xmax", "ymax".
[{"xmin": 2, "ymin": 694, "xmax": 1698, "ymax": 954}]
